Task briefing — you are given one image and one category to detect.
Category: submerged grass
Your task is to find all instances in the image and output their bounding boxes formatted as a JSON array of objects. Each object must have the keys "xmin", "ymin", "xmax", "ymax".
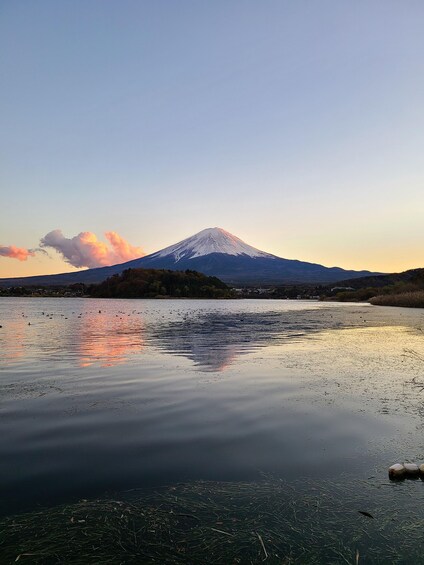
[{"xmin": 2, "ymin": 477, "xmax": 424, "ymax": 564}]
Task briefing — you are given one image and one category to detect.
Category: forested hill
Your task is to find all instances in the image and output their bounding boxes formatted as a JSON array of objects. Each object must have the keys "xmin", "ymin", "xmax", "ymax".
[
  {"xmin": 88, "ymin": 268, "xmax": 233, "ymax": 299},
  {"xmin": 326, "ymin": 268, "xmax": 424, "ymax": 305},
  {"xmin": 335, "ymin": 268, "xmax": 424, "ymax": 289}
]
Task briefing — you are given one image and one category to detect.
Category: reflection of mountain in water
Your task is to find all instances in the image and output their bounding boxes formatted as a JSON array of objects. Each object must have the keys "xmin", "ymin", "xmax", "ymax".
[{"xmin": 146, "ymin": 309, "xmax": 354, "ymax": 372}]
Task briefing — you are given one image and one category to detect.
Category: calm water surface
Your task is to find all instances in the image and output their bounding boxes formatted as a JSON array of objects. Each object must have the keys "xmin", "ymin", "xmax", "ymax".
[{"xmin": 1, "ymin": 298, "xmax": 424, "ymax": 517}]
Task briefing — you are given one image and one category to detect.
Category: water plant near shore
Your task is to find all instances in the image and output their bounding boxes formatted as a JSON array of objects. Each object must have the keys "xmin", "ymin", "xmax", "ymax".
[
  {"xmin": 370, "ymin": 291, "xmax": 424, "ymax": 308},
  {"xmin": 3, "ymin": 476, "xmax": 424, "ymax": 564}
]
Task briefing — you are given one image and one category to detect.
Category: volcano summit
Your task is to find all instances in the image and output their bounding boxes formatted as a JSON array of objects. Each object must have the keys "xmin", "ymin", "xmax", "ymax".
[{"xmin": 0, "ymin": 228, "xmax": 380, "ymax": 287}]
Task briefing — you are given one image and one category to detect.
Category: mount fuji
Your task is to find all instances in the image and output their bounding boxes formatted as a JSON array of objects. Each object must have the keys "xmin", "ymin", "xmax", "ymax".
[{"xmin": 0, "ymin": 227, "xmax": 380, "ymax": 287}]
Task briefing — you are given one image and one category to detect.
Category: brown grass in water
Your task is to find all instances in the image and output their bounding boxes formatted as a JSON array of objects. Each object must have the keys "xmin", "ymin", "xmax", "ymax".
[
  {"xmin": 370, "ymin": 291, "xmax": 424, "ymax": 308},
  {"xmin": 2, "ymin": 477, "xmax": 424, "ymax": 564}
]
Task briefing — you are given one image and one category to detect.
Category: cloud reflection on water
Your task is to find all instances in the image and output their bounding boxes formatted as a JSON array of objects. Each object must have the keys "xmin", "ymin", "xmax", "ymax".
[
  {"xmin": 0, "ymin": 309, "xmax": 145, "ymax": 369},
  {"xmin": 77, "ymin": 314, "xmax": 145, "ymax": 367}
]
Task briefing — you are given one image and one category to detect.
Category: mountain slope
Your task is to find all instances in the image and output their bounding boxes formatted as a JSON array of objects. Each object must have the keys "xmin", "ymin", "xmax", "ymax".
[
  {"xmin": 329, "ymin": 268, "xmax": 424, "ymax": 290},
  {"xmin": 0, "ymin": 227, "xmax": 381, "ymax": 286}
]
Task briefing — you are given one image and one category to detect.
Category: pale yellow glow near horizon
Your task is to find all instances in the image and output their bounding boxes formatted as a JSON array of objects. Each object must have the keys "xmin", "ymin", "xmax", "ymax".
[{"xmin": 0, "ymin": 242, "xmax": 421, "ymax": 279}]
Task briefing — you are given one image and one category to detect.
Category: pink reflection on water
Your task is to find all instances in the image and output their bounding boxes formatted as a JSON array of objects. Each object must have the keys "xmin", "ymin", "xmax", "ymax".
[
  {"xmin": 76, "ymin": 312, "xmax": 145, "ymax": 368},
  {"xmin": 0, "ymin": 308, "xmax": 145, "ymax": 369}
]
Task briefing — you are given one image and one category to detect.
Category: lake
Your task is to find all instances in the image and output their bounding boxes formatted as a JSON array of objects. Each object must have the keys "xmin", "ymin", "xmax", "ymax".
[{"xmin": 1, "ymin": 297, "xmax": 424, "ymax": 562}]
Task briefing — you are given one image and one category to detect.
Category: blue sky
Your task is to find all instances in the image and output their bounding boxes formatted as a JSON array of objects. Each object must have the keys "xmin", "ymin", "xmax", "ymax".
[{"xmin": 1, "ymin": 1, "xmax": 424, "ymax": 276}]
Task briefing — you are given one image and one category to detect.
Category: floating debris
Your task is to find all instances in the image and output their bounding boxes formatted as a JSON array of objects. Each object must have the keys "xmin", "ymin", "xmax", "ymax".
[
  {"xmin": 388, "ymin": 464, "xmax": 406, "ymax": 479},
  {"xmin": 404, "ymin": 463, "xmax": 420, "ymax": 477},
  {"xmin": 358, "ymin": 510, "xmax": 374, "ymax": 519},
  {"xmin": 389, "ymin": 463, "xmax": 423, "ymax": 480}
]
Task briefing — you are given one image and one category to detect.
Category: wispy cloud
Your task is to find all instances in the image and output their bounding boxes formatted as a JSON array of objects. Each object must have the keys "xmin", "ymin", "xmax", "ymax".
[
  {"xmin": 0, "ymin": 245, "xmax": 36, "ymax": 261},
  {"xmin": 40, "ymin": 230, "xmax": 144, "ymax": 268}
]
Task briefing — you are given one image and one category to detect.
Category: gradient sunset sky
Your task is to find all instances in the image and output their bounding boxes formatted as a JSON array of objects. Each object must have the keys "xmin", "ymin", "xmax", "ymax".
[{"xmin": 1, "ymin": 1, "xmax": 424, "ymax": 277}]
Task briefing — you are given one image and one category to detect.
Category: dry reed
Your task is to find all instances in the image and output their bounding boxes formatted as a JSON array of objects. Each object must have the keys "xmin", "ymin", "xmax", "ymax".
[{"xmin": 370, "ymin": 291, "xmax": 424, "ymax": 308}]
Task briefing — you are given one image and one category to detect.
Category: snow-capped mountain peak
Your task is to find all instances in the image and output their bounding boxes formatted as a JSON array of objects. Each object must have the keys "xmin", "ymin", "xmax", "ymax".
[
  {"xmin": 150, "ymin": 227, "xmax": 276, "ymax": 262},
  {"xmin": 0, "ymin": 227, "xmax": 381, "ymax": 287}
]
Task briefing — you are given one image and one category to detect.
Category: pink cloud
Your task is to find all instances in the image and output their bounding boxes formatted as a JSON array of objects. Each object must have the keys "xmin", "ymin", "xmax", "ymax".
[
  {"xmin": 0, "ymin": 245, "xmax": 36, "ymax": 261},
  {"xmin": 40, "ymin": 230, "xmax": 144, "ymax": 268},
  {"xmin": 105, "ymin": 231, "xmax": 145, "ymax": 263}
]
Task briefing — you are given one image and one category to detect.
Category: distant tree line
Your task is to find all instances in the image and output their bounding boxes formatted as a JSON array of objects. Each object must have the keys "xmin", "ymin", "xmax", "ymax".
[
  {"xmin": 0, "ymin": 283, "xmax": 86, "ymax": 297},
  {"xmin": 88, "ymin": 268, "xmax": 234, "ymax": 299}
]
